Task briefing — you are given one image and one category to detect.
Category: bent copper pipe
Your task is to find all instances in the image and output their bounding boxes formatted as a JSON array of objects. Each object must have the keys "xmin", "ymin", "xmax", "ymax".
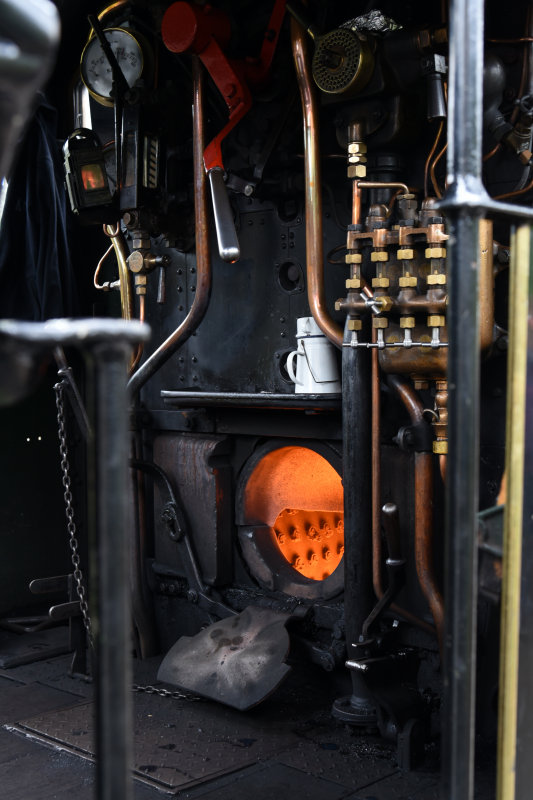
[
  {"xmin": 291, "ymin": 18, "xmax": 343, "ymax": 349},
  {"xmin": 371, "ymin": 337, "xmax": 435, "ymax": 635},
  {"xmin": 388, "ymin": 375, "xmax": 444, "ymax": 652},
  {"xmin": 129, "ymin": 56, "xmax": 212, "ymax": 395}
]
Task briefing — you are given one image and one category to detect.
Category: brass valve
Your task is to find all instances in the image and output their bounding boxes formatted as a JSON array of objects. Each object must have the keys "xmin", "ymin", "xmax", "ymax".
[{"xmin": 127, "ymin": 251, "xmax": 170, "ymax": 275}]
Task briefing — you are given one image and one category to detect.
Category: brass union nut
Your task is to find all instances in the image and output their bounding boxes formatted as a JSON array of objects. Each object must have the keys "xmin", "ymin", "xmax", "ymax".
[
  {"xmin": 348, "ymin": 142, "xmax": 367, "ymax": 154},
  {"xmin": 371, "ymin": 251, "xmax": 388, "ymax": 263},
  {"xmin": 348, "ymin": 164, "xmax": 367, "ymax": 178},
  {"xmin": 377, "ymin": 295, "xmax": 393, "ymax": 312},
  {"xmin": 372, "ymin": 276, "xmax": 389, "ymax": 287},
  {"xmin": 399, "ymin": 276, "xmax": 418, "ymax": 287},
  {"xmin": 400, "ymin": 316, "xmax": 416, "ymax": 329},
  {"xmin": 373, "ymin": 317, "xmax": 389, "ymax": 328},
  {"xmin": 346, "ymin": 277, "xmax": 361, "ymax": 289},
  {"xmin": 348, "ymin": 154, "xmax": 367, "ymax": 165},
  {"xmin": 433, "ymin": 440, "xmax": 448, "ymax": 455},
  {"xmin": 427, "ymin": 314, "xmax": 446, "ymax": 327},
  {"xmin": 427, "ymin": 273, "xmax": 447, "ymax": 285},
  {"xmin": 397, "ymin": 248, "xmax": 414, "ymax": 260},
  {"xmin": 347, "ymin": 318, "xmax": 362, "ymax": 331},
  {"xmin": 425, "ymin": 247, "xmax": 446, "ymax": 259},
  {"xmin": 345, "ymin": 253, "xmax": 362, "ymax": 264}
]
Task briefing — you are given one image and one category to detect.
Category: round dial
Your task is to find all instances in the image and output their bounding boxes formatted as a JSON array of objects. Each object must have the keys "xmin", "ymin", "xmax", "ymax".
[{"xmin": 80, "ymin": 27, "xmax": 144, "ymax": 104}]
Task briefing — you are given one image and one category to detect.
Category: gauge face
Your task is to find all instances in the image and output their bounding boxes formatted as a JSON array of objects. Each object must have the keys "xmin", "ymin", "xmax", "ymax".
[{"xmin": 81, "ymin": 28, "xmax": 144, "ymax": 103}]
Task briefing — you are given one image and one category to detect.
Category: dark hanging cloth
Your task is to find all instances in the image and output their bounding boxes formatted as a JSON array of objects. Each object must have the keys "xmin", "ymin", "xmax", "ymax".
[{"xmin": 0, "ymin": 93, "xmax": 79, "ymax": 320}]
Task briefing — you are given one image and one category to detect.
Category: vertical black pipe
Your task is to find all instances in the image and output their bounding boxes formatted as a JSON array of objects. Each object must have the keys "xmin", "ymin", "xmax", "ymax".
[
  {"xmin": 334, "ymin": 319, "xmax": 375, "ymax": 720},
  {"xmin": 88, "ymin": 340, "xmax": 134, "ymax": 800},
  {"xmin": 441, "ymin": 0, "xmax": 484, "ymax": 797}
]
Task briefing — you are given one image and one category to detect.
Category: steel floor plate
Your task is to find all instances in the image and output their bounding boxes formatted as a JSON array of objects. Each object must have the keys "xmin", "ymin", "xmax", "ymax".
[
  {"xmin": 12, "ymin": 688, "xmax": 303, "ymax": 792},
  {"xmin": 2, "ymin": 656, "xmax": 495, "ymax": 799}
]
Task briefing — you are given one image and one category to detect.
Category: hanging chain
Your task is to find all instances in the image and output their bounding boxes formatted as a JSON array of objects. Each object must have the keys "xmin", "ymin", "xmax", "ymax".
[
  {"xmin": 132, "ymin": 684, "xmax": 202, "ymax": 702},
  {"xmin": 54, "ymin": 379, "xmax": 94, "ymax": 649},
  {"xmin": 54, "ymin": 378, "xmax": 200, "ymax": 702}
]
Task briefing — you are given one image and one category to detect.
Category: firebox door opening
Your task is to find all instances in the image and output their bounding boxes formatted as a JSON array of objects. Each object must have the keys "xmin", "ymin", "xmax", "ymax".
[{"xmin": 237, "ymin": 444, "xmax": 344, "ymax": 600}]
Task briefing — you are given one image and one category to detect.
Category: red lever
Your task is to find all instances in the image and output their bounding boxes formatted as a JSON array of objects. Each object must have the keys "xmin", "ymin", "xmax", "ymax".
[{"xmin": 162, "ymin": 1, "xmax": 286, "ymax": 172}]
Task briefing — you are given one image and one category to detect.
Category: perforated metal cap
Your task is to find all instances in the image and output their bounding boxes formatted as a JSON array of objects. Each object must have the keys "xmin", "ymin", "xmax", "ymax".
[{"xmin": 312, "ymin": 28, "xmax": 373, "ymax": 95}]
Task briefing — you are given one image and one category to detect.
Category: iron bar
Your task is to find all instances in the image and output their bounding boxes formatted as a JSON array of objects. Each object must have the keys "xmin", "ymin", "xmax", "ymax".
[
  {"xmin": 440, "ymin": 1, "xmax": 484, "ymax": 797},
  {"xmin": 85, "ymin": 330, "xmax": 147, "ymax": 800},
  {"xmin": 332, "ymin": 317, "xmax": 376, "ymax": 723}
]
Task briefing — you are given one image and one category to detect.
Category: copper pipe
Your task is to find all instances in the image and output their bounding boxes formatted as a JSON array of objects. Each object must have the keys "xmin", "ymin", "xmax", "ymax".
[
  {"xmin": 479, "ymin": 219, "xmax": 495, "ymax": 353},
  {"xmin": 415, "ymin": 450, "xmax": 443, "ymax": 653},
  {"xmin": 389, "ymin": 376, "xmax": 444, "ymax": 652},
  {"xmin": 494, "ymin": 172, "xmax": 533, "ymax": 201},
  {"xmin": 291, "ymin": 18, "xmax": 343, "ymax": 349},
  {"xmin": 352, "ymin": 180, "xmax": 362, "ymax": 227},
  {"xmin": 439, "ymin": 453, "xmax": 447, "ymax": 483},
  {"xmin": 128, "ymin": 56, "xmax": 212, "ymax": 395},
  {"xmin": 370, "ymin": 330, "xmax": 436, "ymax": 635}
]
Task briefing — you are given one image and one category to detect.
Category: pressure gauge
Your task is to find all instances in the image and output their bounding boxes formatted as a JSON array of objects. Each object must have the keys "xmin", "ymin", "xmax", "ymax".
[{"xmin": 80, "ymin": 27, "xmax": 145, "ymax": 106}]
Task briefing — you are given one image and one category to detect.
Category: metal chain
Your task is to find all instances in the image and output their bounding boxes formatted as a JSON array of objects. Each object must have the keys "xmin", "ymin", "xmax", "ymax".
[
  {"xmin": 54, "ymin": 380, "xmax": 94, "ymax": 649},
  {"xmin": 132, "ymin": 684, "xmax": 202, "ymax": 702},
  {"xmin": 55, "ymin": 379, "xmax": 200, "ymax": 702}
]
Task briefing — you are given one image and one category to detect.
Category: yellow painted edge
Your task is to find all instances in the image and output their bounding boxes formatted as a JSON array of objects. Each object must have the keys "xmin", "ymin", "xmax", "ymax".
[{"xmin": 496, "ymin": 224, "xmax": 531, "ymax": 800}]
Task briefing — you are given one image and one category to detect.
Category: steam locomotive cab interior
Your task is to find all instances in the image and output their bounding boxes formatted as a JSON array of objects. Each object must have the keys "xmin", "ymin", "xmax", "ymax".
[{"xmin": 0, "ymin": 0, "xmax": 532, "ymax": 798}]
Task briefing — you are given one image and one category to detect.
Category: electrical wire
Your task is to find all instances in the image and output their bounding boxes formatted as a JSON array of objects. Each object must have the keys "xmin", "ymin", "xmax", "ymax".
[
  {"xmin": 425, "ymin": 120, "xmax": 445, "ymax": 198},
  {"xmin": 430, "ymin": 142, "xmax": 447, "ymax": 199}
]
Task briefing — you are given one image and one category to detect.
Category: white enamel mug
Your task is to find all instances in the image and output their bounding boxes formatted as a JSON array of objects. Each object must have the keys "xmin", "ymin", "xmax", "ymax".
[{"xmin": 286, "ymin": 317, "xmax": 341, "ymax": 394}]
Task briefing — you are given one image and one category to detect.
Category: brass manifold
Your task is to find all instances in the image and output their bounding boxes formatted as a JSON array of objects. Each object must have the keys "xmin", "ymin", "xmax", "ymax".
[{"xmin": 335, "ymin": 216, "xmax": 449, "ymax": 367}]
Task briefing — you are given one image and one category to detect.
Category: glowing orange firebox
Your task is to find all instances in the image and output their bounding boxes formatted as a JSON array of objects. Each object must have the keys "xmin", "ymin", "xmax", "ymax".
[{"xmin": 243, "ymin": 446, "xmax": 344, "ymax": 581}]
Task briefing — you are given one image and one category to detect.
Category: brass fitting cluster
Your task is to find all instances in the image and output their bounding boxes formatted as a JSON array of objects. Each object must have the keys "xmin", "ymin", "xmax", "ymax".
[
  {"xmin": 126, "ymin": 230, "xmax": 170, "ymax": 296},
  {"xmin": 336, "ymin": 139, "xmax": 449, "ymax": 377}
]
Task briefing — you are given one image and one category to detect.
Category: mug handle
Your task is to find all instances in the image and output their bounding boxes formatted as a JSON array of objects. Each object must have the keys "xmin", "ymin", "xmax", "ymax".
[{"xmin": 286, "ymin": 350, "xmax": 301, "ymax": 384}]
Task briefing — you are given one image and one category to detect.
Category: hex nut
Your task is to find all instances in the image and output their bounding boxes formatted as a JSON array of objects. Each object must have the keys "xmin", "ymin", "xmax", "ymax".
[
  {"xmin": 397, "ymin": 248, "xmax": 414, "ymax": 260},
  {"xmin": 400, "ymin": 316, "xmax": 416, "ymax": 328},
  {"xmin": 399, "ymin": 276, "xmax": 418, "ymax": 287},
  {"xmin": 371, "ymin": 251, "xmax": 389, "ymax": 263},
  {"xmin": 345, "ymin": 253, "xmax": 362, "ymax": 263},
  {"xmin": 373, "ymin": 316, "xmax": 389, "ymax": 328},
  {"xmin": 348, "ymin": 318, "xmax": 362, "ymax": 331},
  {"xmin": 348, "ymin": 142, "xmax": 367, "ymax": 154},
  {"xmin": 372, "ymin": 276, "xmax": 390, "ymax": 287},
  {"xmin": 427, "ymin": 273, "xmax": 447, "ymax": 284},
  {"xmin": 377, "ymin": 295, "xmax": 393, "ymax": 312},
  {"xmin": 347, "ymin": 164, "xmax": 367, "ymax": 178},
  {"xmin": 425, "ymin": 247, "xmax": 447, "ymax": 259},
  {"xmin": 427, "ymin": 314, "xmax": 446, "ymax": 327},
  {"xmin": 433, "ymin": 440, "xmax": 448, "ymax": 454},
  {"xmin": 346, "ymin": 277, "xmax": 361, "ymax": 289}
]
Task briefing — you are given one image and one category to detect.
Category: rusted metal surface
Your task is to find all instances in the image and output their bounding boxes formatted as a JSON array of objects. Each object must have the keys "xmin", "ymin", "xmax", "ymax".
[{"xmin": 153, "ymin": 434, "xmax": 232, "ymax": 587}]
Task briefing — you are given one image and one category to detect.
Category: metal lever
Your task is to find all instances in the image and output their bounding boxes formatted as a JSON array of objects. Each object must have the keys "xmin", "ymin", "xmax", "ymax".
[{"xmin": 208, "ymin": 167, "xmax": 240, "ymax": 262}]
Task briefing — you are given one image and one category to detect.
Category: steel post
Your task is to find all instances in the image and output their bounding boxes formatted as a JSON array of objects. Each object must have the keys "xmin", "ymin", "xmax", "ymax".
[{"xmin": 440, "ymin": 0, "xmax": 484, "ymax": 797}]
